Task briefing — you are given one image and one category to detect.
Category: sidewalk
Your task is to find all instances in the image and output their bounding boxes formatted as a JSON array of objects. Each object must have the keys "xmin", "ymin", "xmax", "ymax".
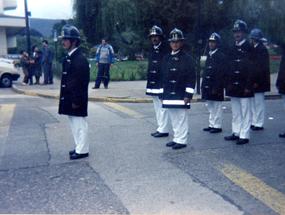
[{"xmin": 12, "ymin": 73, "xmax": 280, "ymax": 103}]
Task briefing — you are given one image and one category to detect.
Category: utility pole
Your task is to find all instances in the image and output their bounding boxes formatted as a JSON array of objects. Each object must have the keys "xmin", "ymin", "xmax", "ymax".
[
  {"xmin": 196, "ymin": 0, "xmax": 202, "ymax": 95},
  {"xmin": 24, "ymin": 0, "xmax": 31, "ymax": 55}
]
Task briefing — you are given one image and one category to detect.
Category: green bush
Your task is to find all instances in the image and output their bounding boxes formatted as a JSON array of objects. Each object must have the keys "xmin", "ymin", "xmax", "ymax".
[{"xmin": 89, "ymin": 60, "xmax": 147, "ymax": 81}]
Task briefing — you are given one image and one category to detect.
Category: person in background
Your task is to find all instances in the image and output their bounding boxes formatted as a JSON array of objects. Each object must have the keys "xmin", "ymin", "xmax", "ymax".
[
  {"xmin": 276, "ymin": 43, "xmax": 285, "ymax": 138},
  {"xmin": 58, "ymin": 24, "xmax": 90, "ymax": 160},
  {"xmin": 224, "ymin": 20, "xmax": 254, "ymax": 145},
  {"xmin": 249, "ymin": 28, "xmax": 270, "ymax": 131},
  {"xmin": 202, "ymin": 33, "xmax": 226, "ymax": 134},
  {"xmin": 161, "ymin": 28, "xmax": 196, "ymax": 150},
  {"xmin": 31, "ymin": 45, "xmax": 43, "ymax": 85},
  {"xmin": 146, "ymin": 25, "xmax": 170, "ymax": 138},
  {"xmin": 42, "ymin": 40, "xmax": 54, "ymax": 85},
  {"xmin": 93, "ymin": 38, "xmax": 114, "ymax": 89},
  {"xmin": 20, "ymin": 50, "xmax": 30, "ymax": 85}
]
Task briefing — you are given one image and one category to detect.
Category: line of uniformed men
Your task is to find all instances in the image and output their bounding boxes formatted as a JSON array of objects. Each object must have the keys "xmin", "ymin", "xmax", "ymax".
[{"xmin": 146, "ymin": 19, "xmax": 283, "ymax": 149}]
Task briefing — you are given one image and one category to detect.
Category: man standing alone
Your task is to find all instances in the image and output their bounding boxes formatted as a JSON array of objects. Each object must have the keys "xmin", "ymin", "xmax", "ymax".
[
  {"xmin": 146, "ymin": 25, "xmax": 170, "ymax": 138},
  {"xmin": 58, "ymin": 24, "xmax": 90, "ymax": 160},
  {"xmin": 42, "ymin": 40, "xmax": 54, "ymax": 84},
  {"xmin": 93, "ymin": 39, "xmax": 114, "ymax": 89}
]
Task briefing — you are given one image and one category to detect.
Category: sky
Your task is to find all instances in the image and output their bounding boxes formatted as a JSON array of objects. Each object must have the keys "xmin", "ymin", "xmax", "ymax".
[{"xmin": 5, "ymin": 0, "xmax": 74, "ymax": 19}]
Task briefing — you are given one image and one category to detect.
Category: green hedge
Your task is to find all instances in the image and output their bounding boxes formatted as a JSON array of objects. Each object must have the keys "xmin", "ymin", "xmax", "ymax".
[{"xmin": 89, "ymin": 60, "xmax": 148, "ymax": 81}]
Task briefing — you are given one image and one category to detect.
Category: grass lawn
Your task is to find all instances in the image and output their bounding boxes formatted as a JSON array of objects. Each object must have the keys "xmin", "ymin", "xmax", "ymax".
[{"xmin": 89, "ymin": 60, "xmax": 148, "ymax": 81}]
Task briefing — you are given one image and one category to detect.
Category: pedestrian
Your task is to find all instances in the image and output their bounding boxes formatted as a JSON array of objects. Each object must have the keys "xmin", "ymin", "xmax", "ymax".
[
  {"xmin": 58, "ymin": 24, "xmax": 90, "ymax": 160},
  {"xmin": 31, "ymin": 45, "xmax": 42, "ymax": 85},
  {"xmin": 224, "ymin": 20, "xmax": 254, "ymax": 145},
  {"xmin": 276, "ymin": 43, "xmax": 285, "ymax": 138},
  {"xmin": 161, "ymin": 28, "xmax": 196, "ymax": 150},
  {"xmin": 249, "ymin": 28, "xmax": 270, "ymax": 131},
  {"xmin": 20, "ymin": 50, "xmax": 30, "ymax": 85},
  {"xmin": 202, "ymin": 33, "xmax": 226, "ymax": 133},
  {"xmin": 146, "ymin": 25, "xmax": 170, "ymax": 138},
  {"xmin": 93, "ymin": 38, "xmax": 114, "ymax": 89},
  {"xmin": 42, "ymin": 40, "xmax": 54, "ymax": 85}
]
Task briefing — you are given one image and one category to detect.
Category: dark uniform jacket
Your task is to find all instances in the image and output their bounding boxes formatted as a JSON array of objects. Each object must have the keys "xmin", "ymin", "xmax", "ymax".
[
  {"xmin": 161, "ymin": 50, "xmax": 196, "ymax": 109},
  {"xmin": 202, "ymin": 49, "xmax": 226, "ymax": 101},
  {"xmin": 251, "ymin": 43, "xmax": 270, "ymax": 93},
  {"xmin": 225, "ymin": 39, "xmax": 254, "ymax": 98},
  {"xmin": 276, "ymin": 47, "xmax": 285, "ymax": 94},
  {"xmin": 146, "ymin": 42, "xmax": 169, "ymax": 96},
  {"xmin": 58, "ymin": 48, "xmax": 90, "ymax": 117}
]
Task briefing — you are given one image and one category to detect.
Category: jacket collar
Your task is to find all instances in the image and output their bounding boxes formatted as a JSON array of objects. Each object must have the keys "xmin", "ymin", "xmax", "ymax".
[
  {"xmin": 68, "ymin": 47, "xmax": 79, "ymax": 56},
  {"xmin": 235, "ymin": 39, "xmax": 246, "ymax": 46}
]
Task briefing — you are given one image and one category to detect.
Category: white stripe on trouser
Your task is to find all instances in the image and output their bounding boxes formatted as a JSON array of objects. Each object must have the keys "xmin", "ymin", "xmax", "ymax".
[
  {"xmin": 251, "ymin": 93, "xmax": 265, "ymax": 127},
  {"xmin": 68, "ymin": 116, "xmax": 89, "ymax": 154},
  {"xmin": 206, "ymin": 101, "xmax": 223, "ymax": 129},
  {"xmin": 152, "ymin": 96, "xmax": 169, "ymax": 133},
  {"xmin": 168, "ymin": 109, "xmax": 189, "ymax": 144},
  {"xmin": 231, "ymin": 97, "xmax": 252, "ymax": 139}
]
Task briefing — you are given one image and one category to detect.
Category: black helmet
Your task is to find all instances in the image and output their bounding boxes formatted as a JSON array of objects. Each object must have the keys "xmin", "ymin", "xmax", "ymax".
[
  {"xmin": 233, "ymin": 19, "xmax": 248, "ymax": 33},
  {"xmin": 59, "ymin": 24, "xmax": 80, "ymax": 40},
  {"xmin": 168, "ymin": 28, "xmax": 185, "ymax": 42},
  {"xmin": 148, "ymin": 25, "xmax": 163, "ymax": 37},
  {"xmin": 249, "ymin": 28, "xmax": 263, "ymax": 41},
  {"xmin": 208, "ymin": 32, "xmax": 221, "ymax": 44}
]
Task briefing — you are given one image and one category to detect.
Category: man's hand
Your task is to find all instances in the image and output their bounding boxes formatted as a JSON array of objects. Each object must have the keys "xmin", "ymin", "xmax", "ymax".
[
  {"xmin": 96, "ymin": 63, "xmax": 99, "ymax": 67},
  {"xmin": 253, "ymin": 83, "xmax": 258, "ymax": 89},
  {"xmin": 72, "ymin": 103, "xmax": 80, "ymax": 109},
  {"xmin": 184, "ymin": 97, "xmax": 190, "ymax": 105}
]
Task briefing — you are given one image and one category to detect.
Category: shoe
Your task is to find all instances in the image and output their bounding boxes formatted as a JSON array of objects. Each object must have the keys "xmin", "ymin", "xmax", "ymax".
[
  {"xmin": 151, "ymin": 131, "xmax": 158, "ymax": 136},
  {"xmin": 172, "ymin": 144, "xmax": 187, "ymax": 150},
  {"xmin": 104, "ymin": 85, "xmax": 108, "ymax": 89},
  {"xmin": 153, "ymin": 132, "xmax": 169, "ymax": 138},
  {"xmin": 251, "ymin": 126, "xmax": 264, "ymax": 131},
  {"xmin": 92, "ymin": 86, "xmax": 99, "ymax": 89},
  {"xmin": 69, "ymin": 150, "xmax": 75, "ymax": 156},
  {"xmin": 166, "ymin": 141, "xmax": 177, "ymax": 147},
  {"xmin": 70, "ymin": 152, "xmax": 89, "ymax": 160},
  {"xmin": 224, "ymin": 134, "xmax": 239, "ymax": 141},
  {"xmin": 209, "ymin": 128, "xmax": 222, "ymax": 133},
  {"xmin": 279, "ymin": 133, "xmax": 285, "ymax": 138},
  {"xmin": 236, "ymin": 138, "xmax": 249, "ymax": 145},
  {"xmin": 250, "ymin": 125, "xmax": 255, "ymax": 129},
  {"xmin": 203, "ymin": 127, "xmax": 212, "ymax": 132}
]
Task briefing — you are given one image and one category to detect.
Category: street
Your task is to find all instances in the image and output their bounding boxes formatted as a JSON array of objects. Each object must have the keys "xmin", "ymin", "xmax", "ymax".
[{"xmin": 0, "ymin": 88, "xmax": 285, "ymax": 214}]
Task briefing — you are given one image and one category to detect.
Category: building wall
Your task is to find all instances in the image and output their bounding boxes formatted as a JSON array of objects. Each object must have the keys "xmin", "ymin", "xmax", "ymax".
[{"xmin": 0, "ymin": 27, "xmax": 7, "ymax": 55}]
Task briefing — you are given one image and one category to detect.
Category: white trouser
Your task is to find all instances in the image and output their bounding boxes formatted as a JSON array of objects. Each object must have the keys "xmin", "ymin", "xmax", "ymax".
[
  {"xmin": 231, "ymin": 97, "xmax": 252, "ymax": 139},
  {"xmin": 68, "ymin": 116, "xmax": 89, "ymax": 154},
  {"xmin": 152, "ymin": 96, "xmax": 169, "ymax": 133},
  {"xmin": 206, "ymin": 101, "xmax": 223, "ymax": 129},
  {"xmin": 168, "ymin": 109, "xmax": 189, "ymax": 144},
  {"xmin": 251, "ymin": 93, "xmax": 265, "ymax": 127}
]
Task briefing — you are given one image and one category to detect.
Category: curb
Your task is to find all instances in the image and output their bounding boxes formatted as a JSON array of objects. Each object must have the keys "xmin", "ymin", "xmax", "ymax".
[
  {"xmin": 12, "ymin": 84, "xmax": 282, "ymax": 104},
  {"xmin": 12, "ymin": 84, "xmax": 152, "ymax": 103}
]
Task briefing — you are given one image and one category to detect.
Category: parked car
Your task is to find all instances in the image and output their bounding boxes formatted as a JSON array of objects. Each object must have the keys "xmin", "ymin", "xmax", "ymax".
[{"xmin": 0, "ymin": 58, "xmax": 20, "ymax": 88}]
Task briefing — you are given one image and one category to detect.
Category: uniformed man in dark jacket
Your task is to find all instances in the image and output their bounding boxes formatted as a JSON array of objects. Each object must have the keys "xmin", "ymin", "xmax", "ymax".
[
  {"xmin": 146, "ymin": 25, "xmax": 170, "ymax": 138},
  {"xmin": 276, "ymin": 43, "xmax": 285, "ymax": 138},
  {"xmin": 58, "ymin": 24, "xmax": 90, "ymax": 160},
  {"xmin": 161, "ymin": 28, "xmax": 196, "ymax": 150},
  {"xmin": 249, "ymin": 28, "xmax": 270, "ymax": 131},
  {"xmin": 202, "ymin": 32, "xmax": 226, "ymax": 133},
  {"xmin": 224, "ymin": 20, "xmax": 254, "ymax": 145}
]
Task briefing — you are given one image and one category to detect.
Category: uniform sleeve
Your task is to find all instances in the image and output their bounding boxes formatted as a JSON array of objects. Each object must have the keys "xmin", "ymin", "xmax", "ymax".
[{"xmin": 184, "ymin": 56, "xmax": 196, "ymax": 99}]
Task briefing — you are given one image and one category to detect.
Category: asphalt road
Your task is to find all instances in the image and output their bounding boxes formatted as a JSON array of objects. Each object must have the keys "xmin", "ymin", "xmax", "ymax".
[{"xmin": 0, "ymin": 88, "xmax": 285, "ymax": 214}]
